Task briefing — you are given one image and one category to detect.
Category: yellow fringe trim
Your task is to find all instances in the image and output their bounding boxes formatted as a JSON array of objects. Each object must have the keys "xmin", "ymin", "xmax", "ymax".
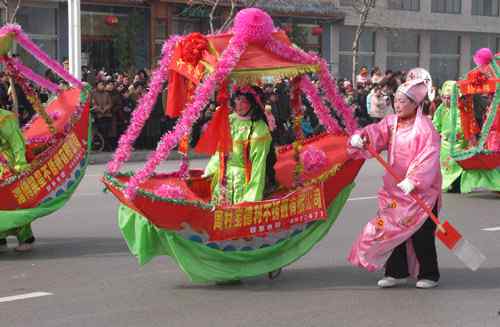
[{"xmin": 202, "ymin": 63, "xmax": 320, "ymax": 84}]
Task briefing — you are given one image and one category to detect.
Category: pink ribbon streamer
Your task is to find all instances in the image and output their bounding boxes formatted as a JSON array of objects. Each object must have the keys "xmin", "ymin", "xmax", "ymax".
[
  {"xmin": 123, "ymin": 33, "xmax": 249, "ymax": 199},
  {"xmin": 106, "ymin": 35, "xmax": 181, "ymax": 174},
  {"xmin": 10, "ymin": 58, "xmax": 59, "ymax": 93},
  {"xmin": 300, "ymin": 76, "xmax": 343, "ymax": 134},
  {"xmin": 0, "ymin": 24, "xmax": 82, "ymax": 88}
]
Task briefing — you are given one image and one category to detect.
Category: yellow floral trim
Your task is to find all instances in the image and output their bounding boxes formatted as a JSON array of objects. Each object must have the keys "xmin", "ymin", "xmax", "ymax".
[
  {"xmin": 202, "ymin": 62, "xmax": 320, "ymax": 84},
  {"xmin": 376, "ymin": 217, "xmax": 385, "ymax": 229},
  {"xmin": 230, "ymin": 65, "xmax": 320, "ymax": 84},
  {"xmin": 302, "ymin": 163, "xmax": 343, "ymax": 186}
]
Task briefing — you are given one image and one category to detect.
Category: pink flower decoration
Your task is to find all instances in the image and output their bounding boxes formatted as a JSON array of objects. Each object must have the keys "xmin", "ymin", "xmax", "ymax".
[
  {"xmin": 301, "ymin": 146, "xmax": 327, "ymax": 172},
  {"xmin": 49, "ymin": 111, "xmax": 61, "ymax": 121}
]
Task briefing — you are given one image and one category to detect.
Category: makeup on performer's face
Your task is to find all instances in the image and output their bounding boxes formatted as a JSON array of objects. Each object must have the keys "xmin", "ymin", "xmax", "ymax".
[
  {"xmin": 234, "ymin": 95, "xmax": 251, "ymax": 117},
  {"xmin": 394, "ymin": 92, "xmax": 417, "ymax": 119}
]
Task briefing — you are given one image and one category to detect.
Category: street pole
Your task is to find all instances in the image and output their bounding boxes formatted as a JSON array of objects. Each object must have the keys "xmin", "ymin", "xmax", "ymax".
[{"xmin": 68, "ymin": 0, "xmax": 81, "ymax": 80}]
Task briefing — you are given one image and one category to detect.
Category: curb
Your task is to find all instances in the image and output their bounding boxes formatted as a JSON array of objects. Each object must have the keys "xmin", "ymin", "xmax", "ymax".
[{"xmin": 88, "ymin": 151, "xmax": 209, "ymax": 165}]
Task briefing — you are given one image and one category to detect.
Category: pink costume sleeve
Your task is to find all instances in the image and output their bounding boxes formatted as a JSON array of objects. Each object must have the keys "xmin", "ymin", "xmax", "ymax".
[
  {"xmin": 404, "ymin": 128, "xmax": 441, "ymax": 191},
  {"xmin": 347, "ymin": 117, "xmax": 392, "ymax": 159}
]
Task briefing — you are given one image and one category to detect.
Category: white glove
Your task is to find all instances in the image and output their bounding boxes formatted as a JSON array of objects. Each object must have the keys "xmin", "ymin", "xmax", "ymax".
[
  {"xmin": 397, "ymin": 178, "xmax": 415, "ymax": 195},
  {"xmin": 350, "ymin": 134, "xmax": 365, "ymax": 149}
]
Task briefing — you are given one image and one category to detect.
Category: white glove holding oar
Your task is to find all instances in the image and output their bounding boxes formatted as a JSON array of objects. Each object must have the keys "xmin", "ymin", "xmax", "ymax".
[
  {"xmin": 350, "ymin": 134, "xmax": 366, "ymax": 149},
  {"xmin": 397, "ymin": 178, "xmax": 415, "ymax": 195}
]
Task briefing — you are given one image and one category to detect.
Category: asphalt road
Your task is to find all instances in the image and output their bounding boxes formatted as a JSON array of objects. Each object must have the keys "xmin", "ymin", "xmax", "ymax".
[{"xmin": 1, "ymin": 159, "xmax": 499, "ymax": 327}]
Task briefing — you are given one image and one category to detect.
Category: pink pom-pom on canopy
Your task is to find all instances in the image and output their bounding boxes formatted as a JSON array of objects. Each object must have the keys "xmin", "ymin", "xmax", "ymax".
[
  {"xmin": 232, "ymin": 8, "xmax": 275, "ymax": 43},
  {"xmin": 473, "ymin": 48, "xmax": 494, "ymax": 66}
]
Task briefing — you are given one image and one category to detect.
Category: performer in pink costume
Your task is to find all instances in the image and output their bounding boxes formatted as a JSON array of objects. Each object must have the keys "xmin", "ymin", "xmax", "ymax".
[{"xmin": 347, "ymin": 78, "xmax": 442, "ymax": 289}]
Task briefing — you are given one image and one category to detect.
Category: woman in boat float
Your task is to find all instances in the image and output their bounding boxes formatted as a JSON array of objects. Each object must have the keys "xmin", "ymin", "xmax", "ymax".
[
  {"xmin": 0, "ymin": 108, "xmax": 35, "ymax": 252},
  {"xmin": 347, "ymin": 77, "xmax": 442, "ymax": 289},
  {"xmin": 203, "ymin": 85, "xmax": 276, "ymax": 205}
]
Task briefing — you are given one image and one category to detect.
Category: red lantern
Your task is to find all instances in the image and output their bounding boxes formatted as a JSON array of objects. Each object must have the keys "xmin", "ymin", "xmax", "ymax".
[
  {"xmin": 105, "ymin": 15, "xmax": 119, "ymax": 26},
  {"xmin": 312, "ymin": 26, "xmax": 323, "ymax": 36}
]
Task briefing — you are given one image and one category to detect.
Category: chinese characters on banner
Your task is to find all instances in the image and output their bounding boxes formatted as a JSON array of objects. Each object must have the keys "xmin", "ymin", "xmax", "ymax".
[
  {"xmin": 210, "ymin": 184, "xmax": 327, "ymax": 241},
  {"xmin": 11, "ymin": 132, "xmax": 84, "ymax": 205}
]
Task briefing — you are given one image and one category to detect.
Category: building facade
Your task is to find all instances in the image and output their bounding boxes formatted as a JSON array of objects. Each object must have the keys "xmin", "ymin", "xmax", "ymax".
[
  {"xmin": 334, "ymin": 0, "xmax": 500, "ymax": 85},
  {"xmin": 3, "ymin": 0, "xmax": 341, "ymax": 75}
]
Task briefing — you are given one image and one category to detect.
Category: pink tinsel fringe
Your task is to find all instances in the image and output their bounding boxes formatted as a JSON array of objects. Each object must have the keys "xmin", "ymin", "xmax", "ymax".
[
  {"xmin": 317, "ymin": 59, "xmax": 358, "ymax": 134},
  {"xmin": 177, "ymin": 154, "xmax": 190, "ymax": 179},
  {"xmin": 300, "ymin": 76, "xmax": 343, "ymax": 134},
  {"xmin": 0, "ymin": 24, "xmax": 82, "ymax": 88},
  {"xmin": 154, "ymin": 184, "xmax": 185, "ymax": 199},
  {"xmin": 123, "ymin": 33, "xmax": 248, "ymax": 199},
  {"xmin": 263, "ymin": 37, "xmax": 358, "ymax": 134},
  {"xmin": 11, "ymin": 58, "xmax": 59, "ymax": 93},
  {"xmin": 107, "ymin": 35, "xmax": 181, "ymax": 174}
]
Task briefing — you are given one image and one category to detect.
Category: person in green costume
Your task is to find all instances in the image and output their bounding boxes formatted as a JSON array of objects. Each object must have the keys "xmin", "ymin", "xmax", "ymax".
[
  {"xmin": 432, "ymin": 81, "xmax": 465, "ymax": 192},
  {"xmin": 0, "ymin": 108, "xmax": 35, "ymax": 252},
  {"xmin": 433, "ymin": 81, "xmax": 500, "ymax": 193},
  {"xmin": 204, "ymin": 85, "xmax": 273, "ymax": 205},
  {"xmin": 203, "ymin": 85, "xmax": 278, "ymax": 284}
]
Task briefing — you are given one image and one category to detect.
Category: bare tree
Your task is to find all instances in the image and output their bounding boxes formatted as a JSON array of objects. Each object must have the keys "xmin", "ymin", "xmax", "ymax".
[
  {"xmin": 1, "ymin": 0, "xmax": 21, "ymax": 23},
  {"xmin": 350, "ymin": 0, "xmax": 376, "ymax": 89},
  {"xmin": 194, "ymin": 0, "xmax": 258, "ymax": 34}
]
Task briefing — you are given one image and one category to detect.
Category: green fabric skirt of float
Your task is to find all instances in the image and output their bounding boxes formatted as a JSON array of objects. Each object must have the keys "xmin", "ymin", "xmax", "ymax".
[
  {"xmin": 118, "ymin": 183, "xmax": 354, "ymax": 283},
  {"xmin": 461, "ymin": 169, "xmax": 500, "ymax": 193}
]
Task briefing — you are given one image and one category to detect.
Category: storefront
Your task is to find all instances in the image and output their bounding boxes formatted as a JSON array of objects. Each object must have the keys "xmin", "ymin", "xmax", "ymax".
[
  {"xmin": 12, "ymin": 0, "xmax": 149, "ymax": 74},
  {"xmin": 81, "ymin": 2, "xmax": 149, "ymax": 73},
  {"xmin": 11, "ymin": 1, "xmax": 342, "ymax": 75},
  {"xmin": 149, "ymin": 1, "xmax": 343, "ymax": 68}
]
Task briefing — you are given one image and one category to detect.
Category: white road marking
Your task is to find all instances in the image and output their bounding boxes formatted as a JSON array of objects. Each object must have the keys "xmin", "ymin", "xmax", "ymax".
[
  {"xmin": 0, "ymin": 292, "xmax": 52, "ymax": 303},
  {"xmin": 481, "ymin": 226, "xmax": 500, "ymax": 232},
  {"xmin": 348, "ymin": 196, "xmax": 377, "ymax": 201}
]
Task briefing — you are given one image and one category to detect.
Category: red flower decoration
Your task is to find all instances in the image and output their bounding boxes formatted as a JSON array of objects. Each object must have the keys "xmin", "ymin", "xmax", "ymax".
[
  {"xmin": 468, "ymin": 70, "xmax": 489, "ymax": 88},
  {"xmin": 180, "ymin": 32, "xmax": 209, "ymax": 65}
]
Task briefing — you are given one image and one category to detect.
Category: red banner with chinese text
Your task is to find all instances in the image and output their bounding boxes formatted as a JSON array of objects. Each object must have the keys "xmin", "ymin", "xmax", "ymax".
[
  {"xmin": 0, "ymin": 90, "xmax": 89, "ymax": 210},
  {"xmin": 210, "ymin": 184, "xmax": 327, "ymax": 241}
]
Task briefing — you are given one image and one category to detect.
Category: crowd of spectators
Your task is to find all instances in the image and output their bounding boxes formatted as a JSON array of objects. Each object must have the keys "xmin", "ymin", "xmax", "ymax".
[
  {"xmin": 337, "ymin": 66, "xmax": 443, "ymax": 127},
  {"xmin": 0, "ymin": 59, "xmax": 448, "ymax": 153}
]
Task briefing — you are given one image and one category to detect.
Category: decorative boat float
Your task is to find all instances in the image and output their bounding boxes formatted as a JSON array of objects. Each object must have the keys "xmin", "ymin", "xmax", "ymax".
[{"xmin": 103, "ymin": 8, "xmax": 363, "ymax": 283}]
